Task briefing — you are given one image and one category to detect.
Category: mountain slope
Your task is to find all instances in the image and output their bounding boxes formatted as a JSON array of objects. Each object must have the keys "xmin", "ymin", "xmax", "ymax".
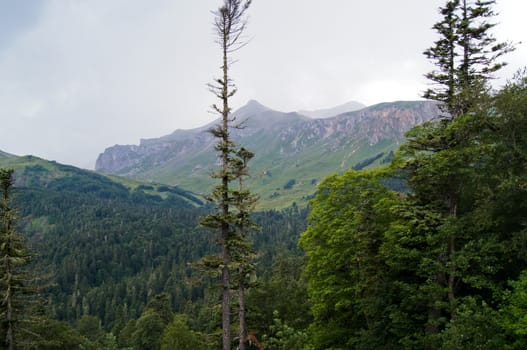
[
  {"xmin": 96, "ymin": 100, "xmax": 440, "ymax": 208},
  {"xmin": 298, "ymin": 100, "xmax": 366, "ymax": 118},
  {"xmin": 0, "ymin": 153, "xmax": 203, "ymax": 207}
]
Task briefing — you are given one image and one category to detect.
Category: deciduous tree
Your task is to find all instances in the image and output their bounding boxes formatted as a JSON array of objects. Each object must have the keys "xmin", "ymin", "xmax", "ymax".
[{"xmin": 299, "ymin": 170, "xmax": 397, "ymax": 349}]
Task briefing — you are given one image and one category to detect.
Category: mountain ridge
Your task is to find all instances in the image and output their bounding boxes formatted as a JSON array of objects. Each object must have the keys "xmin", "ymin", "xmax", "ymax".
[
  {"xmin": 96, "ymin": 100, "xmax": 440, "ymax": 208},
  {"xmin": 298, "ymin": 100, "xmax": 366, "ymax": 118}
]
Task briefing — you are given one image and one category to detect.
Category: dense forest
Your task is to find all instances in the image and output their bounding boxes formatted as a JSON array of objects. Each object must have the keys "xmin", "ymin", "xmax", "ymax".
[
  {"xmin": 299, "ymin": 0, "xmax": 527, "ymax": 347},
  {"xmin": 1, "ymin": 0, "xmax": 527, "ymax": 349},
  {"xmin": 2, "ymin": 162, "xmax": 309, "ymax": 349}
]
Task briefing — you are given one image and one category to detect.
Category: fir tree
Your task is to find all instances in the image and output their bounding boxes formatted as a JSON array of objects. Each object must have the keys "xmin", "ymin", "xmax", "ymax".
[
  {"xmin": 199, "ymin": 1, "xmax": 256, "ymax": 350},
  {"xmin": 0, "ymin": 169, "xmax": 37, "ymax": 349},
  {"xmin": 423, "ymin": 0, "xmax": 512, "ymax": 119}
]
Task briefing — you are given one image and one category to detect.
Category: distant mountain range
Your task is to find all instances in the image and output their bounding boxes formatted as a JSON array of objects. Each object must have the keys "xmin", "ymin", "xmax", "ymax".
[{"xmin": 96, "ymin": 100, "xmax": 440, "ymax": 208}]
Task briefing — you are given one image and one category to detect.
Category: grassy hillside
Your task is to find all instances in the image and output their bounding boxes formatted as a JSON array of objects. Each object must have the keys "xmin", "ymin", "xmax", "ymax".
[{"xmin": 0, "ymin": 154, "xmax": 203, "ymax": 207}]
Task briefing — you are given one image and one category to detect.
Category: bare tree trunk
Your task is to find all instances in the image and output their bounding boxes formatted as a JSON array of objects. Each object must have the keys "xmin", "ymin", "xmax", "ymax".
[{"xmin": 221, "ymin": 16, "xmax": 232, "ymax": 350}]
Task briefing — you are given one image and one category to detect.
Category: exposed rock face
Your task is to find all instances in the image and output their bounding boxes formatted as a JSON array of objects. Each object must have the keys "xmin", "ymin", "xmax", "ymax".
[
  {"xmin": 95, "ymin": 100, "xmax": 439, "ymax": 192},
  {"xmin": 271, "ymin": 101, "xmax": 438, "ymax": 155},
  {"xmin": 96, "ymin": 131, "xmax": 215, "ymax": 176}
]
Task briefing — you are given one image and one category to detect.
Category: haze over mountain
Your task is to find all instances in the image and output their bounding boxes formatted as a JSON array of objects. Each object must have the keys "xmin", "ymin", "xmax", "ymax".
[
  {"xmin": 298, "ymin": 101, "xmax": 366, "ymax": 118},
  {"xmin": 96, "ymin": 99, "xmax": 440, "ymax": 208}
]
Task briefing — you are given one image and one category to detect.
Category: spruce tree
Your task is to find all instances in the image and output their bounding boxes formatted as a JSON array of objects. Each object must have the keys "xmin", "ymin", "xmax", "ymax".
[
  {"xmin": 0, "ymin": 169, "xmax": 36, "ymax": 350},
  {"xmin": 423, "ymin": 0, "xmax": 512, "ymax": 119},
  {"xmin": 200, "ymin": 1, "xmax": 256, "ymax": 350},
  {"xmin": 423, "ymin": 0, "xmax": 460, "ymax": 117}
]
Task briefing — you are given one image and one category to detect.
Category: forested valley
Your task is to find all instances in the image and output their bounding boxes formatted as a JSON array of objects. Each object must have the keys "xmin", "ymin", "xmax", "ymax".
[
  {"xmin": 7, "ymin": 163, "xmax": 309, "ymax": 349},
  {"xmin": 1, "ymin": 0, "xmax": 527, "ymax": 349}
]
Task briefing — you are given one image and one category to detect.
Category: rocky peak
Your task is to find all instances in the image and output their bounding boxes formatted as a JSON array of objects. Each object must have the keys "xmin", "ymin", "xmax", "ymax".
[{"xmin": 233, "ymin": 100, "xmax": 271, "ymax": 118}]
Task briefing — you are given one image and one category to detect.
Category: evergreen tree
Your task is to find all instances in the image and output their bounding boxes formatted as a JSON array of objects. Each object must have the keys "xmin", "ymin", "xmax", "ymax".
[
  {"xmin": 423, "ymin": 0, "xmax": 460, "ymax": 117},
  {"xmin": 247, "ymin": 254, "xmax": 310, "ymax": 341},
  {"xmin": 199, "ymin": 1, "xmax": 254, "ymax": 350},
  {"xmin": 160, "ymin": 315, "xmax": 204, "ymax": 350},
  {"xmin": 230, "ymin": 147, "xmax": 259, "ymax": 350},
  {"xmin": 423, "ymin": 0, "xmax": 512, "ymax": 118},
  {"xmin": 131, "ymin": 293, "xmax": 173, "ymax": 350},
  {"xmin": 0, "ymin": 169, "xmax": 39, "ymax": 350},
  {"xmin": 401, "ymin": 0, "xmax": 514, "ymax": 339}
]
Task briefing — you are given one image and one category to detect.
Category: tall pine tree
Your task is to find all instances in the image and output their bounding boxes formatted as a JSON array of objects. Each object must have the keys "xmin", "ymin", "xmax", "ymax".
[{"xmin": 199, "ymin": 1, "xmax": 257, "ymax": 350}]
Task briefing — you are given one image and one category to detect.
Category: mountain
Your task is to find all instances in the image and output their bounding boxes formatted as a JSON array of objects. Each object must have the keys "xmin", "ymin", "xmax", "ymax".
[
  {"xmin": 96, "ymin": 100, "xmax": 440, "ymax": 208},
  {"xmin": 298, "ymin": 100, "xmax": 366, "ymax": 118},
  {"xmin": 0, "ymin": 153, "xmax": 203, "ymax": 207}
]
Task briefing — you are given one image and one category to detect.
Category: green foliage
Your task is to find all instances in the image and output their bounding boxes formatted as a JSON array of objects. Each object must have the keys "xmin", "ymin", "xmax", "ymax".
[
  {"xmin": 145, "ymin": 293, "xmax": 174, "ymax": 325},
  {"xmin": 299, "ymin": 169, "xmax": 398, "ymax": 349},
  {"xmin": 0, "ymin": 165, "xmax": 308, "ymax": 344},
  {"xmin": 9, "ymin": 168, "xmax": 210, "ymax": 330},
  {"xmin": 76, "ymin": 314, "xmax": 105, "ymax": 344},
  {"xmin": 261, "ymin": 310, "xmax": 308, "ymax": 350},
  {"xmin": 300, "ymin": 69, "xmax": 527, "ymax": 348},
  {"xmin": 26, "ymin": 317, "xmax": 86, "ymax": 349},
  {"xmin": 423, "ymin": 0, "xmax": 512, "ymax": 118},
  {"xmin": 440, "ymin": 297, "xmax": 505, "ymax": 349},
  {"xmin": 352, "ymin": 152, "xmax": 385, "ymax": 170},
  {"xmin": 117, "ymin": 319, "xmax": 136, "ymax": 349},
  {"xmin": 500, "ymin": 271, "xmax": 527, "ymax": 349},
  {"xmin": 247, "ymin": 254, "xmax": 310, "ymax": 339},
  {"xmin": 132, "ymin": 309, "xmax": 165, "ymax": 350},
  {"xmin": 0, "ymin": 169, "xmax": 41, "ymax": 349},
  {"xmin": 161, "ymin": 315, "xmax": 204, "ymax": 350}
]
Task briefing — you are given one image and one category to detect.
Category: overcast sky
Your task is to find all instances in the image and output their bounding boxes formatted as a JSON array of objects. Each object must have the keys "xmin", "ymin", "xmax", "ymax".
[{"xmin": 0, "ymin": 0, "xmax": 525, "ymax": 169}]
